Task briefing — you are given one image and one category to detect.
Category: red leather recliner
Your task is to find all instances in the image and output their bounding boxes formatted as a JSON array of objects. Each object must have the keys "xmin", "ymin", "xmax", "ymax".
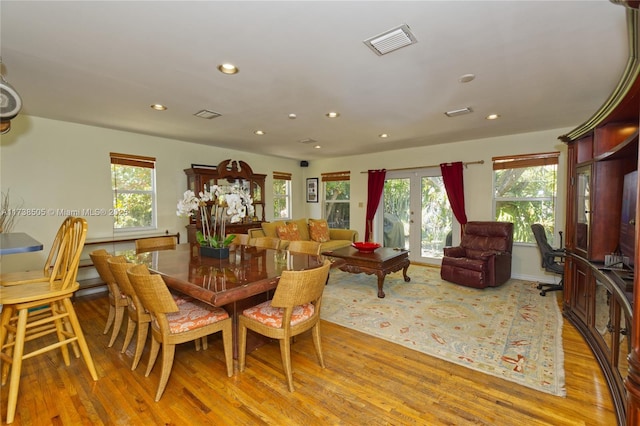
[{"xmin": 440, "ymin": 221, "xmax": 514, "ymax": 289}]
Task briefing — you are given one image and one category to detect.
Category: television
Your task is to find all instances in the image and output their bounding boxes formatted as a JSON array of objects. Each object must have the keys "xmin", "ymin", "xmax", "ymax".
[{"xmin": 618, "ymin": 170, "xmax": 637, "ymax": 270}]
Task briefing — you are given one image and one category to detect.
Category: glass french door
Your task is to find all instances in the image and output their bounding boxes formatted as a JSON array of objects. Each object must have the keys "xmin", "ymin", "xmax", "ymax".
[{"xmin": 379, "ymin": 169, "xmax": 458, "ymax": 265}]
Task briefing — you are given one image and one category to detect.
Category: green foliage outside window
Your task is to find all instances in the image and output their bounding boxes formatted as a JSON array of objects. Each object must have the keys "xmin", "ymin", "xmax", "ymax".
[
  {"xmin": 273, "ymin": 179, "xmax": 290, "ymax": 219},
  {"xmin": 111, "ymin": 164, "xmax": 155, "ymax": 229},
  {"xmin": 324, "ymin": 180, "xmax": 350, "ymax": 228},
  {"xmin": 494, "ymin": 164, "xmax": 557, "ymax": 244}
]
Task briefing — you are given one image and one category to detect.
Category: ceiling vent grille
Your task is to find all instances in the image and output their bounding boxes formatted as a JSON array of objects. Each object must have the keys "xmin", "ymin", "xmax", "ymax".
[
  {"xmin": 298, "ymin": 138, "xmax": 318, "ymax": 144},
  {"xmin": 194, "ymin": 109, "xmax": 221, "ymax": 119},
  {"xmin": 444, "ymin": 107, "xmax": 473, "ymax": 117},
  {"xmin": 364, "ymin": 24, "xmax": 417, "ymax": 56}
]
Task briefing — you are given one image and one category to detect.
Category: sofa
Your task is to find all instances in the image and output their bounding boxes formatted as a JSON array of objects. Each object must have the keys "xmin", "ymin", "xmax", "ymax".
[
  {"xmin": 248, "ymin": 218, "xmax": 358, "ymax": 252},
  {"xmin": 440, "ymin": 221, "xmax": 514, "ymax": 289}
]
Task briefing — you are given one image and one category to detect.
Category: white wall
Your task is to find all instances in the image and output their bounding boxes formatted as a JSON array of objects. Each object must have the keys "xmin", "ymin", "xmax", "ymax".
[
  {"xmin": 1, "ymin": 114, "xmax": 569, "ymax": 282},
  {"xmin": 303, "ymin": 128, "xmax": 570, "ymax": 281}
]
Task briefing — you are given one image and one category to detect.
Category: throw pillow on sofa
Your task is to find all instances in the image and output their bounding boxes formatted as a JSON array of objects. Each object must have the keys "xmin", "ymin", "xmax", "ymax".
[
  {"xmin": 309, "ymin": 219, "xmax": 330, "ymax": 243},
  {"xmin": 276, "ymin": 223, "xmax": 301, "ymax": 241}
]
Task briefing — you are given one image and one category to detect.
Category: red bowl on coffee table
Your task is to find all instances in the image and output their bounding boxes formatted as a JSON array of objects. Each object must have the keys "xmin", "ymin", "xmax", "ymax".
[{"xmin": 352, "ymin": 242, "xmax": 381, "ymax": 253}]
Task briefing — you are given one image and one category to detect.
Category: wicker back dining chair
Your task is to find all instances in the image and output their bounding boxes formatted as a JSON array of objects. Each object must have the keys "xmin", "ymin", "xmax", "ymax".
[
  {"xmin": 0, "ymin": 218, "xmax": 97, "ymax": 424},
  {"xmin": 287, "ymin": 240, "xmax": 321, "ymax": 256},
  {"xmin": 238, "ymin": 259, "xmax": 331, "ymax": 392},
  {"xmin": 251, "ymin": 236, "xmax": 281, "ymax": 250},
  {"xmin": 90, "ymin": 249, "xmax": 128, "ymax": 347},
  {"xmin": 126, "ymin": 264, "xmax": 234, "ymax": 401},
  {"xmin": 228, "ymin": 233, "xmax": 250, "ymax": 246},
  {"xmin": 0, "ymin": 216, "xmax": 74, "ymax": 286},
  {"xmin": 135, "ymin": 236, "xmax": 177, "ymax": 253}
]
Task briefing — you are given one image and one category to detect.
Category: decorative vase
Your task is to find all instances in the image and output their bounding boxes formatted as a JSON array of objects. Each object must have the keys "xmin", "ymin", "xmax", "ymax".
[{"xmin": 200, "ymin": 246, "xmax": 230, "ymax": 259}]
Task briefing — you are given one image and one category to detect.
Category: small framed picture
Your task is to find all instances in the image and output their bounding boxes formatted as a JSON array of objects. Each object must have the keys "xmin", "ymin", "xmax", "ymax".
[{"xmin": 306, "ymin": 178, "xmax": 318, "ymax": 203}]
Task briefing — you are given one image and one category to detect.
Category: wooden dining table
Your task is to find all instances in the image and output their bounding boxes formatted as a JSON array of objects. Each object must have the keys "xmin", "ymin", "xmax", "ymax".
[{"xmin": 128, "ymin": 243, "xmax": 325, "ymax": 357}]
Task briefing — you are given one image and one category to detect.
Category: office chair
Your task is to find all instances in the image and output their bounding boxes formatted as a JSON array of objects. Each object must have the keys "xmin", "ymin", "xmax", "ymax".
[{"xmin": 531, "ymin": 223, "xmax": 565, "ymax": 296}]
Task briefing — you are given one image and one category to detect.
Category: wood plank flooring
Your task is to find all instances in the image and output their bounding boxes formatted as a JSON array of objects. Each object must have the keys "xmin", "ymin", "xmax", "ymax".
[{"xmin": 1, "ymin": 290, "xmax": 616, "ymax": 425}]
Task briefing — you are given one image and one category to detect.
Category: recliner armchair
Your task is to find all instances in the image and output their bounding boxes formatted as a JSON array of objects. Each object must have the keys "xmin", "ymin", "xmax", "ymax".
[{"xmin": 440, "ymin": 221, "xmax": 514, "ymax": 289}]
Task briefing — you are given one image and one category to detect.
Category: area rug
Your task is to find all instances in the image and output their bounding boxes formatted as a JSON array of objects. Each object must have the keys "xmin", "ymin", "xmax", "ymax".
[{"xmin": 321, "ymin": 265, "xmax": 566, "ymax": 397}]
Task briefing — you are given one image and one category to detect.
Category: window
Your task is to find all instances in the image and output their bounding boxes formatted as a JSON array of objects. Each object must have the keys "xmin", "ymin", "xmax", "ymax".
[
  {"xmin": 110, "ymin": 152, "xmax": 156, "ymax": 231},
  {"xmin": 493, "ymin": 152, "xmax": 559, "ymax": 244},
  {"xmin": 322, "ymin": 171, "xmax": 350, "ymax": 228},
  {"xmin": 273, "ymin": 171, "xmax": 291, "ymax": 220}
]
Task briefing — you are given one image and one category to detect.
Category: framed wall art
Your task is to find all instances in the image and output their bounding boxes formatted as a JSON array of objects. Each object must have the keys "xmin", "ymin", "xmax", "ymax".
[{"xmin": 306, "ymin": 178, "xmax": 318, "ymax": 203}]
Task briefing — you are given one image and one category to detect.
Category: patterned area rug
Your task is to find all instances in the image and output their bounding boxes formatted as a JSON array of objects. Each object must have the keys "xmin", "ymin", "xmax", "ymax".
[{"xmin": 321, "ymin": 265, "xmax": 566, "ymax": 397}]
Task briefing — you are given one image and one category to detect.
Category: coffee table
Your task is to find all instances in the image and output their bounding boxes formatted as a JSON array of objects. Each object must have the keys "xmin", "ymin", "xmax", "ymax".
[{"xmin": 322, "ymin": 246, "xmax": 410, "ymax": 298}]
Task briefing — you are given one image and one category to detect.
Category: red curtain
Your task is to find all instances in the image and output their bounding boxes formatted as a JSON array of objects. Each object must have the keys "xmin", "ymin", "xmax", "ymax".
[
  {"xmin": 365, "ymin": 169, "xmax": 386, "ymax": 242},
  {"xmin": 440, "ymin": 162, "xmax": 468, "ymax": 231}
]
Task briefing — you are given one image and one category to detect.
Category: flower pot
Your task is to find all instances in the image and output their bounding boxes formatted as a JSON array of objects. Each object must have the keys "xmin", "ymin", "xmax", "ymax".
[{"xmin": 200, "ymin": 246, "xmax": 230, "ymax": 259}]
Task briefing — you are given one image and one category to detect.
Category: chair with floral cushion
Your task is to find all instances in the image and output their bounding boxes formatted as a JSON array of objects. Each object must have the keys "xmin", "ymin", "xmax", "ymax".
[
  {"xmin": 90, "ymin": 249, "xmax": 128, "ymax": 348},
  {"xmin": 126, "ymin": 264, "xmax": 233, "ymax": 401},
  {"xmin": 287, "ymin": 240, "xmax": 321, "ymax": 256},
  {"xmin": 135, "ymin": 236, "xmax": 177, "ymax": 253},
  {"xmin": 251, "ymin": 236, "xmax": 281, "ymax": 250},
  {"xmin": 238, "ymin": 259, "xmax": 331, "ymax": 392}
]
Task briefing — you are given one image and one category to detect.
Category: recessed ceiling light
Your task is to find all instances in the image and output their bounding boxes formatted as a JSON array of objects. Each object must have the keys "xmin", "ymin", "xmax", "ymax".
[
  {"xmin": 486, "ymin": 114, "xmax": 500, "ymax": 120},
  {"xmin": 326, "ymin": 112, "xmax": 340, "ymax": 118},
  {"xmin": 254, "ymin": 130, "xmax": 265, "ymax": 135},
  {"xmin": 288, "ymin": 113, "xmax": 297, "ymax": 119},
  {"xmin": 459, "ymin": 74, "xmax": 476, "ymax": 83},
  {"xmin": 379, "ymin": 133, "xmax": 389, "ymax": 138},
  {"xmin": 150, "ymin": 104, "xmax": 167, "ymax": 111},
  {"xmin": 314, "ymin": 145, "xmax": 321, "ymax": 149},
  {"xmin": 218, "ymin": 63, "xmax": 239, "ymax": 75}
]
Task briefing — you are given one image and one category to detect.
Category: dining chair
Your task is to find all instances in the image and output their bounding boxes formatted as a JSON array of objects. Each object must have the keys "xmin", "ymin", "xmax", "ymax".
[
  {"xmin": 90, "ymin": 249, "xmax": 128, "ymax": 347},
  {"xmin": 238, "ymin": 259, "xmax": 331, "ymax": 392},
  {"xmin": 251, "ymin": 236, "xmax": 281, "ymax": 250},
  {"xmin": 287, "ymin": 240, "xmax": 321, "ymax": 256},
  {"xmin": 0, "ymin": 216, "xmax": 74, "ymax": 285},
  {"xmin": 228, "ymin": 233, "xmax": 250, "ymax": 246},
  {"xmin": 135, "ymin": 236, "xmax": 177, "ymax": 253},
  {"xmin": 126, "ymin": 264, "xmax": 234, "ymax": 401},
  {"xmin": 0, "ymin": 217, "xmax": 98, "ymax": 424}
]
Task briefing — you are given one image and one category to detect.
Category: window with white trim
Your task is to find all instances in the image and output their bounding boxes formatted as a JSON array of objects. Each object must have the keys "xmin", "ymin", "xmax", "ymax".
[
  {"xmin": 110, "ymin": 152, "xmax": 156, "ymax": 231},
  {"xmin": 273, "ymin": 171, "xmax": 291, "ymax": 220},
  {"xmin": 322, "ymin": 171, "xmax": 350, "ymax": 229}
]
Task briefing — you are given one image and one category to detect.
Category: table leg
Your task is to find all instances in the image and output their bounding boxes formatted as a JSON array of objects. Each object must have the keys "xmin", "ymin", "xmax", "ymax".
[
  {"xmin": 376, "ymin": 273, "xmax": 386, "ymax": 298},
  {"xmin": 403, "ymin": 263, "xmax": 411, "ymax": 282}
]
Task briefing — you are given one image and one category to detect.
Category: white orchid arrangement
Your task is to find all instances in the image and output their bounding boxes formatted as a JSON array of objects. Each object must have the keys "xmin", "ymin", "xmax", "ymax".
[{"xmin": 177, "ymin": 184, "xmax": 254, "ymax": 248}]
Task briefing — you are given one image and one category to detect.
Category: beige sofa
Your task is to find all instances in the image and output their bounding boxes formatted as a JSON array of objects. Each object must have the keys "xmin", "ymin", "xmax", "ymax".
[{"xmin": 248, "ymin": 218, "xmax": 358, "ymax": 251}]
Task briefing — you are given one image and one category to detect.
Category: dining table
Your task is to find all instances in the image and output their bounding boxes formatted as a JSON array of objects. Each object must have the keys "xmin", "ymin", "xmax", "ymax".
[
  {"xmin": 0, "ymin": 232, "xmax": 44, "ymax": 255},
  {"xmin": 128, "ymin": 243, "xmax": 325, "ymax": 357}
]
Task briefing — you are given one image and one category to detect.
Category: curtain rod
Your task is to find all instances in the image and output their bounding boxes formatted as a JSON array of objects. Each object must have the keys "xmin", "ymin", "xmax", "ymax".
[{"xmin": 360, "ymin": 160, "xmax": 484, "ymax": 173}]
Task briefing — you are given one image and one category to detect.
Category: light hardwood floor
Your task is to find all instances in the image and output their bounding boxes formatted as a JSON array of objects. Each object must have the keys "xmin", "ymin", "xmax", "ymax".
[{"xmin": 1, "ymin": 290, "xmax": 616, "ymax": 425}]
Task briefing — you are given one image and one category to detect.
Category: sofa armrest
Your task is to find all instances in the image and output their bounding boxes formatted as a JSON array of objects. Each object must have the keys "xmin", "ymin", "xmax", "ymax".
[
  {"xmin": 443, "ymin": 246, "xmax": 465, "ymax": 257},
  {"xmin": 248, "ymin": 228, "xmax": 265, "ymax": 239},
  {"xmin": 329, "ymin": 229, "xmax": 358, "ymax": 242}
]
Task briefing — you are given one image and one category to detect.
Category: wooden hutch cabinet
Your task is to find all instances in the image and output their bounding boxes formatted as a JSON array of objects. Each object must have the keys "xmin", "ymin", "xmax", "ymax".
[
  {"xmin": 184, "ymin": 159, "xmax": 266, "ymax": 244},
  {"xmin": 559, "ymin": 4, "xmax": 640, "ymax": 425}
]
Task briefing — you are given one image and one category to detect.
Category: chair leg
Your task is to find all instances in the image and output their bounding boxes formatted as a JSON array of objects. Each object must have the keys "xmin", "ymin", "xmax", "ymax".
[
  {"xmin": 155, "ymin": 343, "xmax": 176, "ymax": 401},
  {"xmin": 0, "ymin": 305, "xmax": 15, "ymax": 385},
  {"xmin": 238, "ymin": 321, "xmax": 248, "ymax": 372},
  {"xmin": 131, "ymin": 322, "xmax": 149, "ymax": 371},
  {"xmin": 107, "ymin": 304, "xmax": 125, "ymax": 347},
  {"xmin": 145, "ymin": 336, "xmax": 161, "ymax": 377},
  {"xmin": 222, "ymin": 322, "xmax": 233, "ymax": 377},
  {"xmin": 104, "ymin": 302, "xmax": 115, "ymax": 334},
  {"xmin": 5, "ymin": 308, "xmax": 28, "ymax": 424},
  {"xmin": 122, "ymin": 316, "xmax": 137, "ymax": 353},
  {"xmin": 279, "ymin": 337, "xmax": 295, "ymax": 392},
  {"xmin": 62, "ymin": 298, "xmax": 98, "ymax": 381},
  {"xmin": 312, "ymin": 323, "xmax": 325, "ymax": 368}
]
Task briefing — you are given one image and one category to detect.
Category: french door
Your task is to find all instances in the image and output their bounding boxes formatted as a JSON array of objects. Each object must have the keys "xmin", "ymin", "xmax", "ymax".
[{"xmin": 379, "ymin": 168, "xmax": 458, "ymax": 265}]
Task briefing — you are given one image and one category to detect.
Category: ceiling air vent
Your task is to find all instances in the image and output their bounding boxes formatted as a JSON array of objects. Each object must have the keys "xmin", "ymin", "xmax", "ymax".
[
  {"xmin": 364, "ymin": 24, "xmax": 417, "ymax": 56},
  {"xmin": 298, "ymin": 138, "xmax": 318, "ymax": 144},
  {"xmin": 444, "ymin": 107, "xmax": 473, "ymax": 117},
  {"xmin": 194, "ymin": 109, "xmax": 221, "ymax": 119}
]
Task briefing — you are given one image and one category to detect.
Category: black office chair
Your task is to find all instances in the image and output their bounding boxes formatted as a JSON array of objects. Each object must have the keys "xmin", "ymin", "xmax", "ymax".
[{"xmin": 531, "ymin": 223, "xmax": 565, "ymax": 296}]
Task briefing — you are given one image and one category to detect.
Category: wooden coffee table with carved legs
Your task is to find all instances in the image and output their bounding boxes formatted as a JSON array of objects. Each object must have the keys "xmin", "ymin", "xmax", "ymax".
[{"xmin": 322, "ymin": 246, "xmax": 410, "ymax": 298}]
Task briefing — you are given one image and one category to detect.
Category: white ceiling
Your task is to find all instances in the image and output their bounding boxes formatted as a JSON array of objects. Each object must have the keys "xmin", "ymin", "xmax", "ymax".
[{"xmin": 0, "ymin": 1, "xmax": 630, "ymax": 161}]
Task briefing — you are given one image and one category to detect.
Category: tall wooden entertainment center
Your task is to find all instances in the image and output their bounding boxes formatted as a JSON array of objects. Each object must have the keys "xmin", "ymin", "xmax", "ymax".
[{"xmin": 560, "ymin": 3, "xmax": 640, "ymax": 424}]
